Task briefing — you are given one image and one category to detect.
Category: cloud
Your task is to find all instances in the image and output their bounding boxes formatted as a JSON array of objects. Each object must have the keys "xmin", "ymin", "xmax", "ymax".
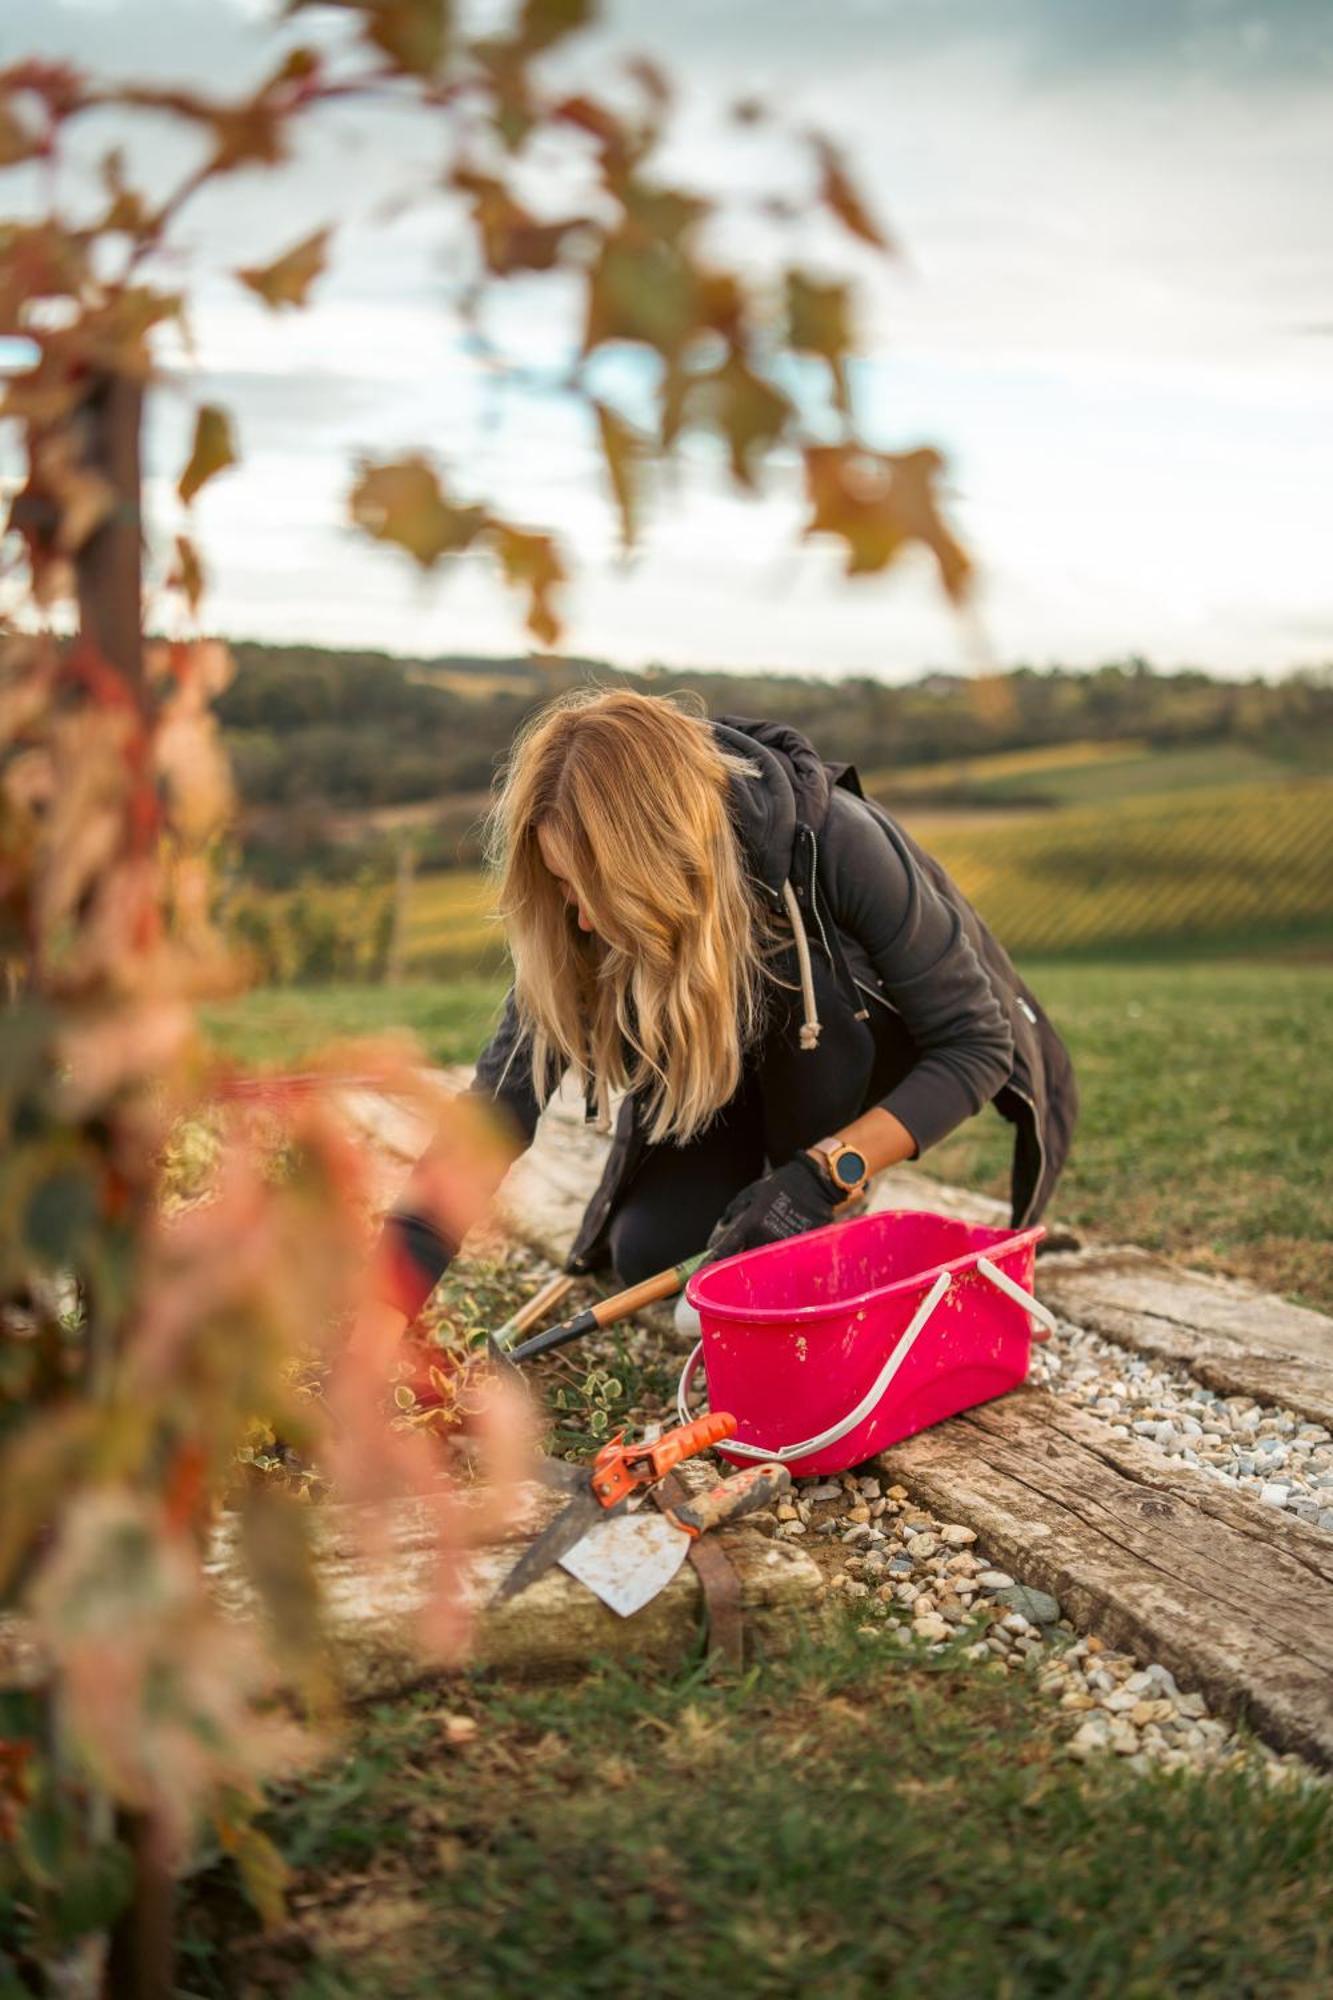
[{"xmin": 10, "ymin": 0, "xmax": 1332, "ymax": 673}]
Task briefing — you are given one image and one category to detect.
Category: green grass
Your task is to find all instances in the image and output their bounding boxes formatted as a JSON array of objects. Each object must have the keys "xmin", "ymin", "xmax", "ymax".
[
  {"xmin": 199, "ymin": 979, "xmax": 507, "ymax": 1072},
  {"xmin": 178, "ymin": 1622, "xmax": 1333, "ymax": 1999},
  {"xmin": 199, "ymin": 954, "xmax": 1332, "ymax": 1312},
  {"xmin": 178, "ymin": 955, "xmax": 1333, "ymax": 1997},
  {"xmin": 929, "ymin": 958, "xmax": 1332, "ymax": 1311}
]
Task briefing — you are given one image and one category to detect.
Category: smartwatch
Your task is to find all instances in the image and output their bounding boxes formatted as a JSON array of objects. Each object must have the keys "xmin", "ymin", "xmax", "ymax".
[{"xmin": 810, "ymin": 1137, "xmax": 870, "ymax": 1200}]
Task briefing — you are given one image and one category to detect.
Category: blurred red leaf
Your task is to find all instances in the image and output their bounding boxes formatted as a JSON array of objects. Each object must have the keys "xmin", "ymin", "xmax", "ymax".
[
  {"xmin": 0, "ymin": 102, "xmax": 41, "ymax": 167},
  {"xmin": 0, "ymin": 60, "xmax": 88, "ymax": 120},
  {"xmin": 811, "ymin": 133, "xmax": 893, "ymax": 254}
]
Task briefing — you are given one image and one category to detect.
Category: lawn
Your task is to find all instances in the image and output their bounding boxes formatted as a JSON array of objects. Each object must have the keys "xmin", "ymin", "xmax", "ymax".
[
  {"xmin": 179, "ymin": 1622, "xmax": 1333, "ymax": 1998},
  {"xmin": 178, "ymin": 952, "xmax": 1333, "ymax": 1995},
  {"xmin": 201, "ymin": 955, "xmax": 1333, "ymax": 1312}
]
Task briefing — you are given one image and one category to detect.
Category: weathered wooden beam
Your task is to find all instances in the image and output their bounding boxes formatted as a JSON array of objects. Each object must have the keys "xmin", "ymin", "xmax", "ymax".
[
  {"xmin": 878, "ymin": 1386, "xmax": 1333, "ymax": 1765},
  {"xmin": 203, "ymin": 1485, "xmax": 823, "ymax": 1699},
  {"xmin": 1038, "ymin": 1247, "xmax": 1333, "ymax": 1431}
]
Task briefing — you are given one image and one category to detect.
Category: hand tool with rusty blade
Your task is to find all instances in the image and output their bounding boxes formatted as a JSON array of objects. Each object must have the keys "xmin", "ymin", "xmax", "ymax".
[
  {"xmin": 558, "ymin": 1462, "xmax": 790, "ymax": 1617},
  {"xmin": 490, "ymin": 1411, "xmax": 737, "ymax": 1606},
  {"xmin": 505, "ymin": 1250, "xmax": 708, "ymax": 1365}
]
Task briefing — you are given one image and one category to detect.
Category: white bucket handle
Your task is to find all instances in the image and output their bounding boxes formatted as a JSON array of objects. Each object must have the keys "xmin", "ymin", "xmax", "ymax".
[{"xmin": 675, "ymin": 1258, "xmax": 1057, "ymax": 1463}]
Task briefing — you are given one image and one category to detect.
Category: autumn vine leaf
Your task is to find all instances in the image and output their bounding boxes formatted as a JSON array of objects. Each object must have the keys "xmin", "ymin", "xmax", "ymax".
[
  {"xmin": 492, "ymin": 524, "xmax": 566, "ymax": 647},
  {"xmin": 517, "ymin": 0, "xmax": 598, "ymax": 55},
  {"xmin": 0, "ymin": 4, "xmax": 974, "ymax": 1972},
  {"xmin": 786, "ymin": 269, "xmax": 856, "ymax": 414},
  {"xmin": 286, "ymin": 0, "xmax": 452, "ymax": 77},
  {"xmin": 803, "ymin": 444, "xmax": 972, "ymax": 601},
  {"xmin": 593, "ymin": 400, "xmax": 645, "ymax": 550},
  {"xmin": 237, "ymin": 227, "xmax": 331, "ymax": 311},
  {"xmin": 178, "ymin": 404, "xmax": 237, "ymax": 505},
  {"xmin": 811, "ymin": 132, "xmax": 894, "ymax": 254},
  {"xmin": 168, "ymin": 534, "xmax": 205, "ymax": 616},
  {"xmin": 349, "ymin": 457, "xmax": 486, "ymax": 567}
]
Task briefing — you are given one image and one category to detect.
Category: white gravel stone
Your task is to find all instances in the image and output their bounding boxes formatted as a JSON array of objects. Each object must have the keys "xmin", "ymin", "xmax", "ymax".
[{"xmin": 1029, "ymin": 1315, "xmax": 1329, "ymax": 1524}]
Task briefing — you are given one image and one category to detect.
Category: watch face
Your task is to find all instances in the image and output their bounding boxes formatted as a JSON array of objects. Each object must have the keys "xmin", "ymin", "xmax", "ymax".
[{"xmin": 833, "ymin": 1148, "xmax": 868, "ymax": 1188}]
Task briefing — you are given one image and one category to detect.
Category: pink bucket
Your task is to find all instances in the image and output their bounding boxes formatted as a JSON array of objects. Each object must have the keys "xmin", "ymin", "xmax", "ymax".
[{"xmin": 679, "ymin": 1208, "xmax": 1051, "ymax": 1478}]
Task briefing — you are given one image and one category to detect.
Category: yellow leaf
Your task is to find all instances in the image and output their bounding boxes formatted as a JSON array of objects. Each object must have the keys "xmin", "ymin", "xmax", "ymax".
[
  {"xmin": 236, "ymin": 228, "xmax": 330, "ymax": 312},
  {"xmin": 349, "ymin": 456, "xmax": 486, "ymax": 568},
  {"xmin": 593, "ymin": 400, "xmax": 643, "ymax": 549},
  {"xmin": 682, "ymin": 352, "xmax": 791, "ymax": 489},
  {"xmin": 583, "ymin": 228, "xmax": 700, "ymax": 360},
  {"xmin": 288, "ymin": 0, "xmax": 451, "ymax": 77},
  {"xmin": 178, "ymin": 404, "xmax": 237, "ymax": 506},
  {"xmin": 222, "ymin": 1817, "xmax": 292, "ymax": 1931},
  {"xmin": 168, "ymin": 533, "xmax": 204, "ymax": 614},
  {"xmin": 518, "ymin": 0, "xmax": 595, "ymax": 54},
  {"xmin": 803, "ymin": 444, "xmax": 971, "ymax": 601},
  {"xmin": 785, "ymin": 269, "xmax": 854, "ymax": 412},
  {"xmin": 492, "ymin": 524, "xmax": 566, "ymax": 648}
]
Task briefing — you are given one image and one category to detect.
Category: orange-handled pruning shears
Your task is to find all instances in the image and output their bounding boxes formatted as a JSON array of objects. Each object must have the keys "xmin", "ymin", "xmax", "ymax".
[{"xmin": 490, "ymin": 1411, "xmax": 737, "ymax": 1607}]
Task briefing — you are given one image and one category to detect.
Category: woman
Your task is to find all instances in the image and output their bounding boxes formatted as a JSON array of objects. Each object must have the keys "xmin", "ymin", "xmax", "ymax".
[{"xmin": 371, "ymin": 687, "xmax": 1078, "ymax": 1347}]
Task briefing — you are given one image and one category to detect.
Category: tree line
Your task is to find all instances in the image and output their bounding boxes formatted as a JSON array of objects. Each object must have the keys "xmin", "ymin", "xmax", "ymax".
[{"xmin": 216, "ymin": 642, "xmax": 1333, "ymax": 885}]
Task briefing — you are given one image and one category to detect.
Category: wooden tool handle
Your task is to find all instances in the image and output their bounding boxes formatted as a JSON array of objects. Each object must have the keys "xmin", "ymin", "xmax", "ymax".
[
  {"xmin": 507, "ymin": 1251, "xmax": 708, "ymax": 1365},
  {"xmin": 591, "ymin": 1252, "xmax": 699, "ymax": 1326},
  {"xmin": 673, "ymin": 1464, "xmax": 791, "ymax": 1537}
]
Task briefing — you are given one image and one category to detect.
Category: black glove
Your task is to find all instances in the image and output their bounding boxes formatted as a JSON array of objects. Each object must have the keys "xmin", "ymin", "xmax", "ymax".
[{"xmin": 706, "ymin": 1152, "xmax": 840, "ymax": 1262}]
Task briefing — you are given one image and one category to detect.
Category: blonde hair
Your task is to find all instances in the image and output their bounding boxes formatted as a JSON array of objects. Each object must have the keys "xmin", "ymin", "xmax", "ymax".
[{"xmin": 489, "ymin": 687, "xmax": 768, "ymax": 1144}]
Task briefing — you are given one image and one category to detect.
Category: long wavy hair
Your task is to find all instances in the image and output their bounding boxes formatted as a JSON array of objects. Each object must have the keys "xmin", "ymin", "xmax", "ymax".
[{"xmin": 488, "ymin": 687, "xmax": 769, "ymax": 1143}]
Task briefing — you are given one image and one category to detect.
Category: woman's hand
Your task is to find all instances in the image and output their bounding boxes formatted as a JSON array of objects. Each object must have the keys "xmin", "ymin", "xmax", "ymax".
[{"xmin": 706, "ymin": 1151, "xmax": 841, "ymax": 1261}]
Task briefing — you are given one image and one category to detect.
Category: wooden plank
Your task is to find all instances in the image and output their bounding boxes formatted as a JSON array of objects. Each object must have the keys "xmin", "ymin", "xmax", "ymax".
[
  {"xmin": 1038, "ymin": 1247, "xmax": 1333, "ymax": 1431},
  {"xmin": 202, "ymin": 1484, "xmax": 823, "ymax": 1700},
  {"xmin": 878, "ymin": 1386, "xmax": 1333, "ymax": 1765},
  {"xmin": 4, "ymin": 1492, "xmax": 824, "ymax": 1698}
]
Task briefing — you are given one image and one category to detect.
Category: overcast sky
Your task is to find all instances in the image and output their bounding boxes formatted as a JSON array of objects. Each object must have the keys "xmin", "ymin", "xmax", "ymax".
[{"xmin": 9, "ymin": 0, "xmax": 1333, "ymax": 679}]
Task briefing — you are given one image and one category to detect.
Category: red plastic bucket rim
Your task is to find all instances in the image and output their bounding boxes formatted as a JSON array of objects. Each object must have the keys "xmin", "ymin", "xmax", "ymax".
[{"xmin": 685, "ymin": 1208, "xmax": 1045, "ymax": 1327}]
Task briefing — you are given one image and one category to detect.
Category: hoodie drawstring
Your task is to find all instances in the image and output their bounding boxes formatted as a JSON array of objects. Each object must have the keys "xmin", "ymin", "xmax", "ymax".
[{"xmin": 781, "ymin": 878, "xmax": 822, "ymax": 1050}]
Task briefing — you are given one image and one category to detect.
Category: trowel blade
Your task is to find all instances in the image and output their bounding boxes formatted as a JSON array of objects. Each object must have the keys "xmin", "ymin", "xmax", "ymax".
[{"xmin": 558, "ymin": 1507, "xmax": 690, "ymax": 1618}]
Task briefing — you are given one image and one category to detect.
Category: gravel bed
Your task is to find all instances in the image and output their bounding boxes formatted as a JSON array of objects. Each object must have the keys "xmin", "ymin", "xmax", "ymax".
[
  {"xmin": 768, "ymin": 1472, "xmax": 1318, "ymax": 1784},
  {"xmin": 1030, "ymin": 1316, "xmax": 1333, "ymax": 1526},
  {"xmin": 420, "ymin": 1244, "xmax": 1326, "ymax": 1781}
]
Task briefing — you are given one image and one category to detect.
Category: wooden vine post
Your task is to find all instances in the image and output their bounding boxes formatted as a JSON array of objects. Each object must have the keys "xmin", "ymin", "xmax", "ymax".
[{"xmin": 69, "ymin": 366, "xmax": 172, "ymax": 2000}]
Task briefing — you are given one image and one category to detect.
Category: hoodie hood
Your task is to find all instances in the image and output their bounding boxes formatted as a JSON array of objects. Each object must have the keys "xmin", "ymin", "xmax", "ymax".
[{"xmin": 711, "ymin": 714, "xmax": 835, "ymax": 905}]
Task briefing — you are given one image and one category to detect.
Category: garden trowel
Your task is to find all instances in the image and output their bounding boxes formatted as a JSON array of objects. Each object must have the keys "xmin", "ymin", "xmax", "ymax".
[{"xmin": 558, "ymin": 1462, "xmax": 791, "ymax": 1618}]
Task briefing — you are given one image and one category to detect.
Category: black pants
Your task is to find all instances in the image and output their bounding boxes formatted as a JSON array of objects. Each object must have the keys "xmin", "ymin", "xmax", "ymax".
[{"xmin": 608, "ymin": 955, "xmax": 917, "ymax": 1285}]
